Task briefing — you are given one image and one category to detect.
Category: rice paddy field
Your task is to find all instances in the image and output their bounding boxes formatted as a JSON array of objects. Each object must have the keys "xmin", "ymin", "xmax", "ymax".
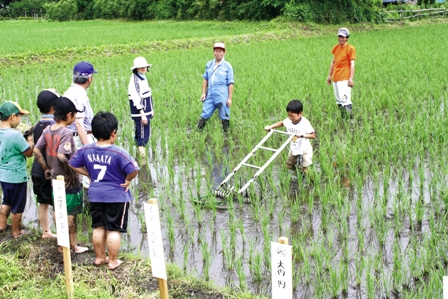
[{"xmin": 1, "ymin": 20, "xmax": 448, "ymax": 298}]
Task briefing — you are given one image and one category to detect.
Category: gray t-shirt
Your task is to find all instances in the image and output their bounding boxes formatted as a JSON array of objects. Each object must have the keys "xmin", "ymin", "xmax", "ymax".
[{"xmin": 35, "ymin": 126, "xmax": 81, "ymax": 192}]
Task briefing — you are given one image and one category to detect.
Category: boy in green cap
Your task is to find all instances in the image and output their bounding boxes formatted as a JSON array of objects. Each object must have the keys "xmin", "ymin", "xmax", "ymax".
[{"xmin": 0, "ymin": 101, "xmax": 34, "ymax": 238}]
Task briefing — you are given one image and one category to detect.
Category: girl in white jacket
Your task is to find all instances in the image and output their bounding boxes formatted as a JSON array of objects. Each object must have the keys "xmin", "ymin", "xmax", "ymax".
[{"xmin": 128, "ymin": 57, "xmax": 154, "ymax": 164}]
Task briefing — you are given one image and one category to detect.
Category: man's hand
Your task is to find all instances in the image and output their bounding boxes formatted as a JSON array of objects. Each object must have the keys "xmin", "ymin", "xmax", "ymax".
[
  {"xmin": 264, "ymin": 126, "xmax": 272, "ymax": 132},
  {"xmin": 200, "ymin": 93, "xmax": 206, "ymax": 102},
  {"xmin": 348, "ymin": 79, "xmax": 354, "ymax": 87},
  {"xmin": 226, "ymin": 98, "xmax": 232, "ymax": 107}
]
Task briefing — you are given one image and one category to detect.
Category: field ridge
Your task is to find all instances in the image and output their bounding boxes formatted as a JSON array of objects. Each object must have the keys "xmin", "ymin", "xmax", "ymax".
[
  {"xmin": 2, "ymin": 19, "xmax": 446, "ymax": 67},
  {"xmin": 0, "ymin": 29, "xmax": 303, "ymax": 67},
  {"xmin": 0, "ymin": 22, "xmax": 381, "ymax": 67}
]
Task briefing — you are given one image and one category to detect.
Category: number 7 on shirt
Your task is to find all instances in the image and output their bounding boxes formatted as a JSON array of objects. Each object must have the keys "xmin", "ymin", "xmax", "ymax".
[{"xmin": 93, "ymin": 164, "xmax": 107, "ymax": 182}]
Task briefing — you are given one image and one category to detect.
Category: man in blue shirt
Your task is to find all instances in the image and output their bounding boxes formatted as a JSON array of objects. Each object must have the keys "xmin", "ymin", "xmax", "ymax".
[{"xmin": 197, "ymin": 42, "xmax": 234, "ymax": 132}]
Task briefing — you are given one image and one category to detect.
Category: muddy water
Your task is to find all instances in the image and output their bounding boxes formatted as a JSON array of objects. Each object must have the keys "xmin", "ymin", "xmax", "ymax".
[{"xmin": 14, "ymin": 145, "xmax": 431, "ymax": 299}]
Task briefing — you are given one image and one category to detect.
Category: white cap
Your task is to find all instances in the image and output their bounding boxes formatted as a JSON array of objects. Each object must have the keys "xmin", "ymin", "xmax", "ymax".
[
  {"xmin": 337, "ymin": 28, "xmax": 349, "ymax": 37},
  {"xmin": 130, "ymin": 57, "xmax": 152, "ymax": 70},
  {"xmin": 213, "ymin": 42, "xmax": 226, "ymax": 50}
]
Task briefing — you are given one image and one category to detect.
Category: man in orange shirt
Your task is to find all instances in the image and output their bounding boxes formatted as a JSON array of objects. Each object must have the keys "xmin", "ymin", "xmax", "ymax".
[{"xmin": 326, "ymin": 28, "xmax": 356, "ymax": 120}]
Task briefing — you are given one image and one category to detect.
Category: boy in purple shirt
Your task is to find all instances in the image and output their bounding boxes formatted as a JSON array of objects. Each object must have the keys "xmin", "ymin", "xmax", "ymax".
[{"xmin": 69, "ymin": 111, "xmax": 139, "ymax": 270}]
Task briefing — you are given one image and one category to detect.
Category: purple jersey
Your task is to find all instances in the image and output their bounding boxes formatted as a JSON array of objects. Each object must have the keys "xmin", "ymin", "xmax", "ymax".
[{"xmin": 69, "ymin": 143, "xmax": 139, "ymax": 203}]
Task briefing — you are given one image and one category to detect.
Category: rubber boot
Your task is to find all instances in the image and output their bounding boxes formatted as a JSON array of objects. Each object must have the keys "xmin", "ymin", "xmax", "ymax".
[
  {"xmin": 344, "ymin": 104, "xmax": 354, "ymax": 120},
  {"xmin": 339, "ymin": 104, "xmax": 353, "ymax": 120},
  {"xmin": 222, "ymin": 119, "xmax": 230, "ymax": 132},
  {"xmin": 197, "ymin": 118, "xmax": 207, "ymax": 132},
  {"xmin": 138, "ymin": 146, "xmax": 147, "ymax": 166}
]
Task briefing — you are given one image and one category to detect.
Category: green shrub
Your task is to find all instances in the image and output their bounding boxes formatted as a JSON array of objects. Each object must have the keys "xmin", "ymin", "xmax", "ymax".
[{"xmin": 44, "ymin": 0, "xmax": 78, "ymax": 21}]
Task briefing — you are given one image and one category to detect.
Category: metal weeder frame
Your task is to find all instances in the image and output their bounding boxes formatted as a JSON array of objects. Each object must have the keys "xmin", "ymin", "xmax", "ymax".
[{"xmin": 213, "ymin": 129, "xmax": 294, "ymax": 198}]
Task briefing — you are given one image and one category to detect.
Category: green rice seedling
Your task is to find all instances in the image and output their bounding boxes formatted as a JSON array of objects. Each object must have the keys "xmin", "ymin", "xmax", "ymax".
[
  {"xmin": 277, "ymin": 209, "xmax": 285, "ymax": 235},
  {"xmin": 414, "ymin": 195, "xmax": 424, "ymax": 226},
  {"xmin": 308, "ymin": 190, "xmax": 314, "ymax": 215},
  {"xmin": 229, "ymin": 227, "xmax": 237, "ymax": 250},
  {"xmin": 193, "ymin": 201, "xmax": 204, "ymax": 227},
  {"xmin": 366, "ymin": 265, "xmax": 377, "ymax": 299},
  {"xmin": 251, "ymin": 199, "xmax": 261, "ymax": 222},
  {"xmin": 249, "ymin": 251, "xmax": 264, "ymax": 283},
  {"xmin": 183, "ymin": 240, "xmax": 191, "ymax": 271},
  {"xmin": 166, "ymin": 212, "xmax": 175, "ymax": 250},
  {"xmin": 200, "ymin": 237, "xmax": 212, "ymax": 281},
  {"xmin": 289, "ymin": 197, "xmax": 301, "ymax": 224},
  {"xmin": 236, "ymin": 254, "xmax": 248, "ymax": 291},
  {"xmin": 354, "ymin": 254, "xmax": 364, "ymax": 288},
  {"xmin": 267, "ymin": 194, "xmax": 275, "ymax": 217},
  {"xmin": 356, "ymin": 225, "xmax": 365, "ymax": 254},
  {"xmin": 328, "ymin": 261, "xmax": 341, "ymax": 299},
  {"xmin": 392, "ymin": 240, "xmax": 403, "ymax": 290},
  {"xmin": 247, "ymin": 238, "xmax": 256, "ymax": 265},
  {"xmin": 237, "ymin": 219, "xmax": 246, "ymax": 245},
  {"xmin": 221, "ymin": 231, "xmax": 234, "ymax": 270}
]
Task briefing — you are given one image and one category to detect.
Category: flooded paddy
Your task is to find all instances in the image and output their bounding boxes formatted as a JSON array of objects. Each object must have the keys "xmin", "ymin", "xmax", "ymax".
[{"xmin": 16, "ymin": 132, "xmax": 442, "ymax": 299}]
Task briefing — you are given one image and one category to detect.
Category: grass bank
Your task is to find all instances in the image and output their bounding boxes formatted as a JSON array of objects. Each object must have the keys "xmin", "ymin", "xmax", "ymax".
[{"xmin": 0, "ymin": 229, "xmax": 263, "ymax": 299}]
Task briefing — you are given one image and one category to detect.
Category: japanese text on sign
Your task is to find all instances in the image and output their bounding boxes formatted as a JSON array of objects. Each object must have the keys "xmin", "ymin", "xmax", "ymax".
[
  {"xmin": 52, "ymin": 179, "xmax": 70, "ymax": 248},
  {"xmin": 271, "ymin": 242, "xmax": 292, "ymax": 299}
]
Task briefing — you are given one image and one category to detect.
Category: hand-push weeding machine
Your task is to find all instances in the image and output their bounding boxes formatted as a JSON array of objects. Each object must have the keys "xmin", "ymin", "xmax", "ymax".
[{"xmin": 213, "ymin": 129, "xmax": 294, "ymax": 199}]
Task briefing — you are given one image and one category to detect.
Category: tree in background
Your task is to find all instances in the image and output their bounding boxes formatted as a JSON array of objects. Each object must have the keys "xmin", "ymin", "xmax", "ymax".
[
  {"xmin": 43, "ymin": 0, "xmax": 77, "ymax": 21},
  {"xmin": 1, "ymin": 0, "xmax": 56, "ymax": 18},
  {"xmin": 4, "ymin": 0, "xmax": 443, "ymax": 22}
]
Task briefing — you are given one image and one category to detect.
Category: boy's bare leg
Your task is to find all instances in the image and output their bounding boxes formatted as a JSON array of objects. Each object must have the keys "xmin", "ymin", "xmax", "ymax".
[
  {"xmin": 138, "ymin": 146, "xmax": 147, "ymax": 166},
  {"xmin": 0, "ymin": 205, "xmax": 11, "ymax": 231},
  {"xmin": 38, "ymin": 204, "xmax": 56, "ymax": 239},
  {"xmin": 92, "ymin": 226, "xmax": 108, "ymax": 265},
  {"xmin": 68, "ymin": 215, "xmax": 88, "ymax": 253},
  {"xmin": 12, "ymin": 213, "xmax": 26, "ymax": 238},
  {"xmin": 107, "ymin": 231, "xmax": 123, "ymax": 270}
]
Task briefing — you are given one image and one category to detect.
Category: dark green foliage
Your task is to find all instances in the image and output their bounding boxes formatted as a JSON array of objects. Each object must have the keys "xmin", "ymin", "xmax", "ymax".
[
  {"xmin": 417, "ymin": 0, "xmax": 436, "ymax": 7},
  {"xmin": 298, "ymin": 0, "xmax": 381, "ymax": 23},
  {"xmin": 1, "ymin": 0, "xmax": 52, "ymax": 17},
  {"xmin": 4, "ymin": 0, "xmax": 441, "ymax": 23},
  {"xmin": 75, "ymin": 0, "xmax": 94, "ymax": 19},
  {"xmin": 43, "ymin": 0, "xmax": 77, "ymax": 21}
]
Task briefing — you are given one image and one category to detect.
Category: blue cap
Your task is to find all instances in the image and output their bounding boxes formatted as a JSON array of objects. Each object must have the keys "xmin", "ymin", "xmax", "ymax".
[{"xmin": 73, "ymin": 61, "xmax": 98, "ymax": 76}]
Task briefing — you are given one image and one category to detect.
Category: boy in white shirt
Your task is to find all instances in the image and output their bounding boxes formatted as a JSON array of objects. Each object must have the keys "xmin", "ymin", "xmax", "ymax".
[{"xmin": 264, "ymin": 100, "xmax": 315, "ymax": 173}]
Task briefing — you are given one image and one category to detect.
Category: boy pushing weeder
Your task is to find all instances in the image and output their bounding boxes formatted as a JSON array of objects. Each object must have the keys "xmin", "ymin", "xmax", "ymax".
[{"xmin": 264, "ymin": 100, "xmax": 315, "ymax": 175}]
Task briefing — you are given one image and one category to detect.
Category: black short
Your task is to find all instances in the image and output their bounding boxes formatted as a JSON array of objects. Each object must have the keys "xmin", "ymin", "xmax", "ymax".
[
  {"xmin": 31, "ymin": 176, "xmax": 53, "ymax": 205},
  {"xmin": 90, "ymin": 202, "xmax": 129, "ymax": 233},
  {"xmin": 0, "ymin": 181, "xmax": 27, "ymax": 214}
]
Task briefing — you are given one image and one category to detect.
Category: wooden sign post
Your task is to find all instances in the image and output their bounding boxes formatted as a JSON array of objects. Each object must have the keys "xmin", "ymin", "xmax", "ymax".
[
  {"xmin": 271, "ymin": 236, "xmax": 292, "ymax": 299},
  {"xmin": 144, "ymin": 198, "xmax": 169, "ymax": 299},
  {"xmin": 53, "ymin": 175, "xmax": 74, "ymax": 299}
]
